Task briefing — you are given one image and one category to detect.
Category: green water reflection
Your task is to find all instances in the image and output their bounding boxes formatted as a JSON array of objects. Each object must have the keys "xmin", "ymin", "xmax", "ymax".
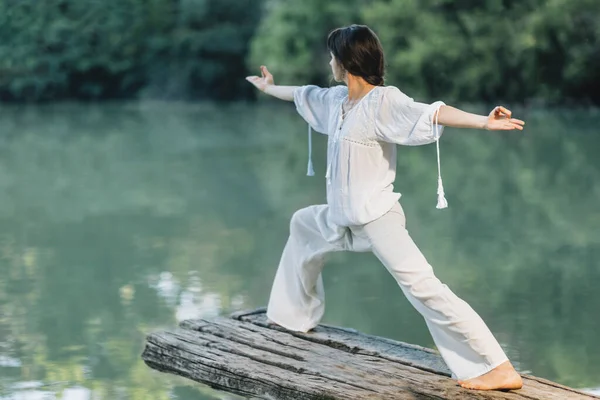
[{"xmin": 0, "ymin": 102, "xmax": 599, "ymax": 399}]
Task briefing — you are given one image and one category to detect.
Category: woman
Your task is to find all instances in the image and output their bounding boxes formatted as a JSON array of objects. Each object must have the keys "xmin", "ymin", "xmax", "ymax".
[{"xmin": 245, "ymin": 24, "xmax": 524, "ymax": 391}]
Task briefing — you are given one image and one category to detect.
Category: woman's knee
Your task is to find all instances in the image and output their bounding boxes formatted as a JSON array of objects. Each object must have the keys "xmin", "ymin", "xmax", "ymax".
[
  {"xmin": 388, "ymin": 202, "xmax": 407, "ymax": 227},
  {"xmin": 289, "ymin": 207, "xmax": 313, "ymax": 235}
]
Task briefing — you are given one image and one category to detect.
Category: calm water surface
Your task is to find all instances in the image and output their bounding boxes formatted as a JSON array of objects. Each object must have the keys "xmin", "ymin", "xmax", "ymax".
[{"xmin": 0, "ymin": 101, "xmax": 599, "ymax": 399}]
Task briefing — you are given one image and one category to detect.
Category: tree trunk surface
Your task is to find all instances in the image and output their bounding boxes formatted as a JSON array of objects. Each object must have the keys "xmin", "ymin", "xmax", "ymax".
[{"xmin": 141, "ymin": 308, "xmax": 598, "ymax": 400}]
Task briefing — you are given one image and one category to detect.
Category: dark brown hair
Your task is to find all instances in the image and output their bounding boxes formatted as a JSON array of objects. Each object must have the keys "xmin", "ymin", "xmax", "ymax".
[{"xmin": 327, "ymin": 24, "xmax": 385, "ymax": 86}]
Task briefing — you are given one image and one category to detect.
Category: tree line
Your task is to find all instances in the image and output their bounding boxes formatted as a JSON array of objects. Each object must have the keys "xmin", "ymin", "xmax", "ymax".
[{"xmin": 1, "ymin": 0, "xmax": 599, "ymax": 105}]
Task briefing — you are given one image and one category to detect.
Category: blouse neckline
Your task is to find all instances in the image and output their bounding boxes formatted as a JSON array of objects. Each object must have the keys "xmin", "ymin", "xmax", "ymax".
[{"xmin": 340, "ymin": 85, "xmax": 380, "ymax": 121}]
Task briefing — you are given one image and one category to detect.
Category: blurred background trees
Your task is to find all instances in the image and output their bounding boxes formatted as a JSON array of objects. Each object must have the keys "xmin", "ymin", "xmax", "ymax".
[
  {"xmin": 1, "ymin": 0, "xmax": 599, "ymax": 104},
  {"xmin": 0, "ymin": 0, "xmax": 262, "ymax": 101},
  {"xmin": 251, "ymin": 0, "xmax": 600, "ymax": 105}
]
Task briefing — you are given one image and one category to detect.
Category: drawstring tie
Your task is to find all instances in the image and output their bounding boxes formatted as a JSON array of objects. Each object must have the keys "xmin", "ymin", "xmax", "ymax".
[
  {"xmin": 306, "ymin": 104, "xmax": 448, "ymax": 210},
  {"xmin": 306, "ymin": 124, "xmax": 331, "ymax": 184},
  {"xmin": 434, "ymin": 106, "xmax": 448, "ymax": 209},
  {"xmin": 306, "ymin": 125, "xmax": 315, "ymax": 176}
]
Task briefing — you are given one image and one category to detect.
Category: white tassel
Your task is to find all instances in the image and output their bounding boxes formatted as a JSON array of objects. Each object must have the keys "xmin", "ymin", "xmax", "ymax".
[
  {"xmin": 307, "ymin": 159, "xmax": 315, "ymax": 176},
  {"xmin": 307, "ymin": 125, "xmax": 315, "ymax": 176},
  {"xmin": 436, "ymin": 177, "xmax": 448, "ymax": 209},
  {"xmin": 434, "ymin": 106, "xmax": 448, "ymax": 209}
]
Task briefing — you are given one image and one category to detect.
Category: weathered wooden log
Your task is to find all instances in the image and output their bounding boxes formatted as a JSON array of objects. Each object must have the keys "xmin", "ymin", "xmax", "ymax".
[{"xmin": 142, "ymin": 307, "xmax": 599, "ymax": 400}]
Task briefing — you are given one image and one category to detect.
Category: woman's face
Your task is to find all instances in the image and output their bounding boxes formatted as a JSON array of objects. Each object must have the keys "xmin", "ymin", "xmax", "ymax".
[{"xmin": 329, "ymin": 52, "xmax": 345, "ymax": 82}]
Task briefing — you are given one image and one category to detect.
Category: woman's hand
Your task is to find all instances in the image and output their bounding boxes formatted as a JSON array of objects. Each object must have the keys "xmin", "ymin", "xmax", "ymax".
[
  {"xmin": 485, "ymin": 106, "xmax": 525, "ymax": 131},
  {"xmin": 245, "ymin": 65, "xmax": 274, "ymax": 92},
  {"xmin": 244, "ymin": 66, "xmax": 297, "ymax": 101}
]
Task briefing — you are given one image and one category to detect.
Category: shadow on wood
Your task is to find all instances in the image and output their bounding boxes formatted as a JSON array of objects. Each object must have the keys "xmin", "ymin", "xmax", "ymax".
[{"xmin": 141, "ymin": 307, "xmax": 599, "ymax": 399}]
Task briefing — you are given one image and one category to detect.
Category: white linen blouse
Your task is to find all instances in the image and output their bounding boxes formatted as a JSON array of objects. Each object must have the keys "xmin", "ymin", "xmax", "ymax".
[{"xmin": 293, "ymin": 84, "xmax": 447, "ymax": 227}]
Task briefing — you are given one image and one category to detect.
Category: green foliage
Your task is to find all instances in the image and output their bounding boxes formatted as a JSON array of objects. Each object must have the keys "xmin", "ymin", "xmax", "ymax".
[
  {"xmin": 2, "ymin": 0, "xmax": 600, "ymax": 103},
  {"xmin": 0, "ymin": 0, "xmax": 263, "ymax": 101},
  {"xmin": 249, "ymin": 0, "xmax": 600, "ymax": 105},
  {"xmin": 248, "ymin": 0, "xmax": 366, "ymax": 87}
]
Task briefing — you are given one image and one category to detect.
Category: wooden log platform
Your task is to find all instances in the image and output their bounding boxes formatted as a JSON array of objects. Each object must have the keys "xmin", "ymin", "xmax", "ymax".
[{"xmin": 142, "ymin": 308, "xmax": 599, "ymax": 400}]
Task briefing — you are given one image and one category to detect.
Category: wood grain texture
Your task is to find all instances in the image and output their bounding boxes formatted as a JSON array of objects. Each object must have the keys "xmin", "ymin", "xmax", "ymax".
[{"xmin": 142, "ymin": 308, "xmax": 599, "ymax": 400}]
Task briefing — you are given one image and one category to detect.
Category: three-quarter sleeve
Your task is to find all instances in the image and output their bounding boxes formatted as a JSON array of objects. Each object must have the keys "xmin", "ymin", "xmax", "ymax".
[
  {"xmin": 293, "ymin": 85, "xmax": 346, "ymax": 135},
  {"xmin": 375, "ymin": 86, "xmax": 445, "ymax": 145}
]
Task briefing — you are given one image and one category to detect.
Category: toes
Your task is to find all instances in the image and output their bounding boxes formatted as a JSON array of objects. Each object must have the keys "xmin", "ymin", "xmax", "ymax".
[{"xmin": 459, "ymin": 380, "xmax": 485, "ymax": 390}]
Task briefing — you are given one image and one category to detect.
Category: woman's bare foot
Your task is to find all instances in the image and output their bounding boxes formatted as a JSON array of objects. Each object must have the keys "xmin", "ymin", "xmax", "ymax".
[{"xmin": 458, "ymin": 361, "xmax": 523, "ymax": 391}]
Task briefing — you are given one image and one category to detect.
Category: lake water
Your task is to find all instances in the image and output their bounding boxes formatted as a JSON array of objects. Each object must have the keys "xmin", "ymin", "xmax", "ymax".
[{"xmin": 0, "ymin": 101, "xmax": 599, "ymax": 399}]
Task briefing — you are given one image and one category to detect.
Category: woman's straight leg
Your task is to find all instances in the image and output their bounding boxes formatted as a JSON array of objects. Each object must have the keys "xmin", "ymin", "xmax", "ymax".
[
  {"xmin": 354, "ymin": 203, "xmax": 509, "ymax": 381},
  {"xmin": 266, "ymin": 205, "xmax": 352, "ymax": 332}
]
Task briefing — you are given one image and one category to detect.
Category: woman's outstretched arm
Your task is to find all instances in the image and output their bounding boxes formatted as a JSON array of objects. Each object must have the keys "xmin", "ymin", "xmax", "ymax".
[
  {"xmin": 246, "ymin": 66, "xmax": 298, "ymax": 102},
  {"xmin": 437, "ymin": 105, "xmax": 525, "ymax": 131}
]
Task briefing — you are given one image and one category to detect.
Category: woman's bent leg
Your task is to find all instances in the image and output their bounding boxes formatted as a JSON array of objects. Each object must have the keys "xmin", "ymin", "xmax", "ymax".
[
  {"xmin": 356, "ymin": 204, "xmax": 511, "ymax": 382},
  {"xmin": 266, "ymin": 205, "xmax": 349, "ymax": 333}
]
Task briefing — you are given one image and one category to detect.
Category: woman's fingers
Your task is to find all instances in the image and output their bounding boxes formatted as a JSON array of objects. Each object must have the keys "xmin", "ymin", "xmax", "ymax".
[
  {"xmin": 491, "ymin": 105, "xmax": 511, "ymax": 119},
  {"xmin": 246, "ymin": 76, "xmax": 265, "ymax": 83},
  {"xmin": 246, "ymin": 66, "xmax": 272, "ymax": 86},
  {"xmin": 505, "ymin": 118, "xmax": 525, "ymax": 130},
  {"xmin": 493, "ymin": 106, "xmax": 512, "ymax": 118},
  {"xmin": 502, "ymin": 121, "xmax": 524, "ymax": 130},
  {"xmin": 498, "ymin": 106, "xmax": 512, "ymax": 117},
  {"xmin": 488, "ymin": 107, "xmax": 526, "ymax": 130},
  {"xmin": 245, "ymin": 76, "xmax": 258, "ymax": 85},
  {"xmin": 245, "ymin": 76, "xmax": 265, "ymax": 90},
  {"xmin": 489, "ymin": 118, "xmax": 525, "ymax": 131}
]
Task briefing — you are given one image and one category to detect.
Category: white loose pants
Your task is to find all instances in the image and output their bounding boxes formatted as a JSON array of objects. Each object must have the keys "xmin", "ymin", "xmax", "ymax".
[{"xmin": 266, "ymin": 203, "xmax": 509, "ymax": 380}]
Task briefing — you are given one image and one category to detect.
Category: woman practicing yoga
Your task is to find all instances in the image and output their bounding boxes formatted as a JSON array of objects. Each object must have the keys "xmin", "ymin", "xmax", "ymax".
[{"xmin": 245, "ymin": 24, "xmax": 525, "ymax": 391}]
